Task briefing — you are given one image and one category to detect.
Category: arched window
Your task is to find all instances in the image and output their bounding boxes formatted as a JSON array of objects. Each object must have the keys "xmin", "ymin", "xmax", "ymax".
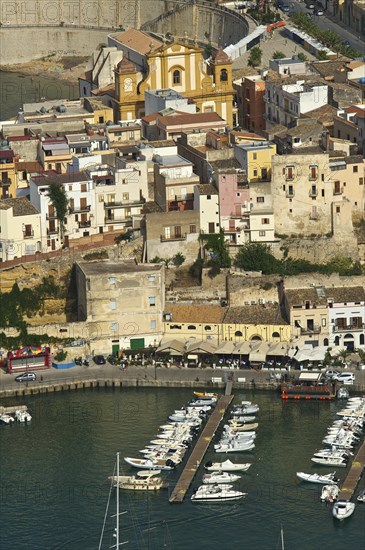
[
  {"xmin": 323, "ymin": 338, "xmax": 329, "ymax": 346},
  {"xmin": 360, "ymin": 334, "xmax": 365, "ymax": 345},
  {"xmin": 235, "ymin": 331, "xmax": 243, "ymax": 337},
  {"xmin": 334, "ymin": 336, "xmax": 340, "ymax": 345},
  {"xmin": 188, "ymin": 325, "xmax": 196, "ymax": 330},
  {"xmin": 272, "ymin": 331, "xmax": 280, "ymax": 338},
  {"xmin": 251, "ymin": 335, "xmax": 262, "ymax": 341},
  {"xmin": 204, "ymin": 325, "xmax": 212, "ymax": 331},
  {"xmin": 173, "ymin": 70, "xmax": 181, "ymax": 84},
  {"xmin": 220, "ymin": 69, "xmax": 228, "ymax": 82}
]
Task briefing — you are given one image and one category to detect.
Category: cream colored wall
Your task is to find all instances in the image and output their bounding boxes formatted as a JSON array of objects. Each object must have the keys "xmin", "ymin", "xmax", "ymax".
[{"xmin": 0, "ymin": 209, "xmax": 42, "ymax": 260}]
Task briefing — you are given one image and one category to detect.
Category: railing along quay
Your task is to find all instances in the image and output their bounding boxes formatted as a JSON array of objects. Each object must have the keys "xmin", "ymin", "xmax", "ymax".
[{"xmin": 338, "ymin": 440, "xmax": 365, "ymax": 501}]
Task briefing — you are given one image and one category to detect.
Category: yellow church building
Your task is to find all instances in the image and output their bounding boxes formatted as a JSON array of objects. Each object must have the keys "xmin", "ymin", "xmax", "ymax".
[{"xmin": 86, "ymin": 29, "xmax": 236, "ymax": 127}]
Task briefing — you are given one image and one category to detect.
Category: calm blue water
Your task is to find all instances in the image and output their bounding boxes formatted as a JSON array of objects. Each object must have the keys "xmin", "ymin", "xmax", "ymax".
[{"xmin": 0, "ymin": 388, "xmax": 364, "ymax": 549}]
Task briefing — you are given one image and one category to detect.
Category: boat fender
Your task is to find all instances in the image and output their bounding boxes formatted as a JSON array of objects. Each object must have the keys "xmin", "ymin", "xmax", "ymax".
[{"xmin": 205, "ymin": 461, "xmax": 212, "ymax": 467}]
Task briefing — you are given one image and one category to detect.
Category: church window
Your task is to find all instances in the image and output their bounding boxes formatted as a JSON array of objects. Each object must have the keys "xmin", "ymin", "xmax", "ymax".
[
  {"xmin": 173, "ymin": 70, "xmax": 181, "ymax": 84},
  {"xmin": 220, "ymin": 69, "xmax": 228, "ymax": 82}
]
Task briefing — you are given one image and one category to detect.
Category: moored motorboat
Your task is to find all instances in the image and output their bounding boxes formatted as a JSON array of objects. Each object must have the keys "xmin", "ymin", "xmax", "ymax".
[
  {"xmin": 311, "ymin": 456, "xmax": 348, "ymax": 468},
  {"xmin": 227, "ymin": 422, "xmax": 259, "ymax": 432},
  {"xmin": 229, "ymin": 416, "xmax": 256, "ymax": 424},
  {"xmin": 0, "ymin": 414, "xmax": 15, "ymax": 424},
  {"xmin": 205, "ymin": 459, "xmax": 251, "ymax": 472},
  {"xmin": 332, "ymin": 499, "xmax": 355, "ymax": 520},
  {"xmin": 108, "ymin": 472, "xmax": 168, "ymax": 491},
  {"xmin": 320, "ymin": 484, "xmax": 339, "ymax": 502},
  {"xmin": 296, "ymin": 471, "xmax": 339, "ymax": 485},
  {"xmin": 215, "ymin": 441, "xmax": 255, "ymax": 453},
  {"xmin": 191, "ymin": 484, "xmax": 246, "ymax": 502},
  {"xmin": 202, "ymin": 471, "xmax": 241, "ymax": 484},
  {"xmin": 124, "ymin": 457, "xmax": 176, "ymax": 470},
  {"xmin": 194, "ymin": 392, "xmax": 218, "ymax": 400},
  {"xmin": 15, "ymin": 410, "xmax": 32, "ymax": 422}
]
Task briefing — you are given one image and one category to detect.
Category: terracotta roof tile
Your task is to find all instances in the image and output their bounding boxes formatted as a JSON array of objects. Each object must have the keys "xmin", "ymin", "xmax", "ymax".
[
  {"xmin": 158, "ymin": 112, "xmax": 225, "ymax": 127},
  {"xmin": 0, "ymin": 197, "xmax": 39, "ymax": 216},
  {"xmin": 166, "ymin": 304, "xmax": 226, "ymax": 324},
  {"xmin": 223, "ymin": 305, "xmax": 287, "ymax": 325},
  {"xmin": 111, "ymin": 29, "xmax": 163, "ymax": 55}
]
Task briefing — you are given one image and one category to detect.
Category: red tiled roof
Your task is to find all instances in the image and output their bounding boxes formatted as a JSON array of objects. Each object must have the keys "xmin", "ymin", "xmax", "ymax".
[
  {"xmin": 142, "ymin": 113, "xmax": 159, "ymax": 123},
  {"xmin": 0, "ymin": 150, "xmax": 14, "ymax": 159},
  {"xmin": 8, "ymin": 135, "xmax": 37, "ymax": 142}
]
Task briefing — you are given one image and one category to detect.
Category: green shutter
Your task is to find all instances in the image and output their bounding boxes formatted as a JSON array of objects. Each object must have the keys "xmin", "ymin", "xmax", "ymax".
[{"xmin": 130, "ymin": 338, "xmax": 145, "ymax": 350}]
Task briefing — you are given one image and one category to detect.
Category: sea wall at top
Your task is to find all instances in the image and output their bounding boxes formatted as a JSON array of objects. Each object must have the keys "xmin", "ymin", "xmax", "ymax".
[{"xmin": 0, "ymin": 0, "xmax": 250, "ymax": 64}]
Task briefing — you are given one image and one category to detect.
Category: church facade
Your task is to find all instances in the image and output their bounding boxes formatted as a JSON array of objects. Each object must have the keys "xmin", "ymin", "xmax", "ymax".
[{"xmin": 83, "ymin": 29, "xmax": 236, "ymax": 127}]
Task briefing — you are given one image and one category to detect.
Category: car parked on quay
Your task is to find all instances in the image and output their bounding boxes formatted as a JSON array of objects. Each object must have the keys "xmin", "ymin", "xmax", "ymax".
[{"xmin": 15, "ymin": 372, "xmax": 37, "ymax": 382}]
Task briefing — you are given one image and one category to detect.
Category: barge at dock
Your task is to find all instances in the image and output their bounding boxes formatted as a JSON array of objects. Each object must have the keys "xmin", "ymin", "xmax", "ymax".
[{"xmin": 281, "ymin": 372, "xmax": 335, "ymax": 400}]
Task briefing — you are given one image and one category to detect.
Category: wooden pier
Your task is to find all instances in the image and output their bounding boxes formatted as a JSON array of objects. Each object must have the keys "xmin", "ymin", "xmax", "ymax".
[
  {"xmin": 338, "ymin": 440, "xmax": 365, "ymax": 501},
  {"xmin": 169, "ymin": 390, "xmax": 234, "ymax": 503}
]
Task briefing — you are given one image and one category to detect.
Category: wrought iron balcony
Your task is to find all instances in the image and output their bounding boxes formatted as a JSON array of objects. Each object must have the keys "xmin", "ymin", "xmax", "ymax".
[
  {"xmin": 69, "ymin": 205, "xmax": 91, "ymax": 213},
  {"xmin": 333, "ymin": 323, "xmax": 365, "ymax": 332},
  {"xmin": 47, "ymin": 228, "xmax": 58, "ymax": 235},
  {"xmin": 300, "ymin": 326, "xmax": 321, "ymax": 335},
  {"xmin": 78, "ymin": 220, "xmax": 91, "ymax": 228}
]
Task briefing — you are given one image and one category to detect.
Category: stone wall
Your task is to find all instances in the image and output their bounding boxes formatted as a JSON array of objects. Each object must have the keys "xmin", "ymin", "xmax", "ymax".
[
  {"xmin": 0, "ymin": 0, "xmax": 250, "ymax": 63},
  {"xmin": 270, "ymin": 234, "xmax": 359, "ymax": 264}
]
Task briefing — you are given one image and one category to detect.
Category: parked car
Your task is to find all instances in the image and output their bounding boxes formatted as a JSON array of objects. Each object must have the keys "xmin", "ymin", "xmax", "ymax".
[
  {"xmin": 281, "ymin": 3, "xmax": 291, "ymax": 11},
  {"xmin": 313, "ymin": 7, "xmax": 324, "ymax": 15},
  {"xmin": 15, "ymin": 372, "xmax": 37, "ymax": 382},
  {"xmin": 334, "ymin": 372, "xmax": 355, "ymax": 383},
  {"xmin": 342, "ymin": 40, "xmax": 351, "ymax": 48},
  {"xmin": 325, "ymin": 369, "xmax": 340, "ymax": 380},
  {"xmin": 306, "ymin": 1, "xmax": 315, "ymax": 8},
  {"xmin": 93, "ymin": 355, "xmax": 106, "ymax": 365}
]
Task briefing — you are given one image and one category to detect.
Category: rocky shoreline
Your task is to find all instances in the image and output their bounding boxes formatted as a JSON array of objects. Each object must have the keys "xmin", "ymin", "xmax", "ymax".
[{"xmin": 0, "ymin": 55, "xmax": 88, "ymax": 85}]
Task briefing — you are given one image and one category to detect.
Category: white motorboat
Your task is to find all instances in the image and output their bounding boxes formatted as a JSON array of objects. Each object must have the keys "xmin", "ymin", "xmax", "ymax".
[
  {"xmin": 232, "ymin": 404, "xmax": 259, "ymax": 416},
  {"xmin": 191, "ymin": 484, "xmax": 246, "ymax": 502},
  {"xmin": 229, "ymin": 416, "xmax": 257, "ymax": 424},
  {"xmin": 15, "ymin": 410, "xmax": 32, "ymax": 422},
  {"xmin": 311, "ymin": 457, "xmax": 348, "ymax": 468},
  {"xmin": 356, "ymin": 489, "xmax": 365, "ymax": 503},
  {"xmin": 204, "ymin": 459, "xmax": 251, "ymax": 472},
  {"xmin": 202, "ymin": 471, "xmax": 241, "ymax": 484},
  {"xmin": 227, "ymin": 422, "xmax": 259, "ymax": 432},
  {"xmin": 296, "ymin": 471, "xmax": 339, "ymax": 485},
  {"xmin": 124, "ymin": 456, "xmax": 176, "ymax": 470},
  {"xmin": 222, "ymin": 428, "xmax": 256, "ymax": 438},
  {"xmin": 320, "ymin": 484, "xmax": 339, "ymax": 502},
  {"xmin": 313, "ymin": 449, "xmax": 352, "ymax": 459},
  {"xmin": 189, "ymin": 398, "xmax": 216, "ymax": 407},
  {"xmin": 332, "ymin": 499, "xmax": 355, "ymax": 520},
  {"xmin": 108, "ymin": 472, "xmax": 168, "ymax": 491},
  {"xmin": 337, "ymin": 387, "xmax": 349, "ymax": 399},
  {"xmin": 216, "ymin": 435, "xmax": 256, "ymax": 448},
  {"xmin": 0, "ymin": 414, "xmax": 15, "ymax": 424},
  {"xmin": 215, "ymin": 441, "xmax": 255, "ymax": 453}
]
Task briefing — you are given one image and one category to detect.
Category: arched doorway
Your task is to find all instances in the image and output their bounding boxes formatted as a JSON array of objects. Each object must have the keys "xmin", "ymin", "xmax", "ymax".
[{"xmin": 343, "ymin": 333, "xmax": 355, "ymax": 352}]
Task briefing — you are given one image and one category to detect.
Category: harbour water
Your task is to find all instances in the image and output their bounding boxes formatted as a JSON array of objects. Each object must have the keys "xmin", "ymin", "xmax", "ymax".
[
  {"xmin": 0, "ymin": 387, "xmax": 364, "ymax": 549},
  {"xmin": 0, "ymin": 71, "xmax": 79, "ymax": 121}
]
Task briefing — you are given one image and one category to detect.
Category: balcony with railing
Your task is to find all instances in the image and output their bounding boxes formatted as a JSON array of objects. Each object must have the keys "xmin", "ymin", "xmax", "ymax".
[
  {"xmin": 333, "ymin": 323, "xmax": 365, "ymax": 332},
  {"xmin": 69, "ymin": 205, "xmax": 91, "ymax": 214},
  {"xmin": 309, "ymin": 189, "xmax": 318, "ymax": 198},
  {"xmin": 47, "ymin": 227, "xmax": 58, "ymax": 235},
  {"xmin": 0, "ymin": 178, "xmax": 11, "ymax": 187},
  {"xmin": 46, "ymin": 213, "xmax": 57, "ymax": 220},
  {"xmin": 23, "ymin": 229, "xmax": 34, "ymax": 238},
  {"xmin": 160, "ymin": 233, "xmax": 187, "ymax": 242},
  {"xmin": 78, "ymin": 220, "xmax": 91, "ymax": 228},
  {"xmin": 300, "ymin": 325, "xmax": 321, "ymax": 335},
  {"xmin": 104, "ymin": 199, "xmax": 145, "ymax": 208}
]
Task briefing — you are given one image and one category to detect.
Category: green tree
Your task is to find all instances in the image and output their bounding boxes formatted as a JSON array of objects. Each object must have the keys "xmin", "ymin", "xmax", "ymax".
[
  {"xmin": 172, "ymin": 252, "xmax": 185, "ymax": 268},
  {"xmin": 234, "ymin": 242, "xmax": 280, "ymax": 274},
  {"xmin": 47, "ymin": 182, "xmax": 69, "ymax": 243},
  {"xmin": 272, "ymin": 51, "xmax": 286, "ymax": 59},
  {"xmin": 200, "ymin": 230, "xmax": 231, "ymax": 269},
  {"xmin": 316, "ymin": 50, "xmax": 328, "ymax": 60},
  {"xmin": 297, "ymin": 52, "xmax": 307, "ymax": 61},
  {"xmin": 248, "ymin": 46, "xmax": 263, "ymax": 67}
]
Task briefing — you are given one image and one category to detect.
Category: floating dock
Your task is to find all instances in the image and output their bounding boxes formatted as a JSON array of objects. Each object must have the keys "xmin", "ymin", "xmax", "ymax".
[
  {"xmin": 338, "ymin": 440, "xmax": 365, "ymax": 501},
  {"xmin": 169, "ymin": 390, "xmax": 234, "ymax": 503}
]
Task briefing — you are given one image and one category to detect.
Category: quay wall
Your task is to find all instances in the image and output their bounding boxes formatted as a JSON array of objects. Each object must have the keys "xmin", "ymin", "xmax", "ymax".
[{"xmin": 1, "ymin": 376, "xmax": 364, "ymax": 399}]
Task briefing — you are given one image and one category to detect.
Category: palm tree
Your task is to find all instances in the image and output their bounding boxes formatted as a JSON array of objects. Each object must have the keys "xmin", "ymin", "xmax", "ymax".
[
  {"xmin": 47, "ymin": 182, "xmax": 69, "ymax": 243},
  {"xmin": 336, "ymin": 348, "xmax": 351, "ymax": 367}
]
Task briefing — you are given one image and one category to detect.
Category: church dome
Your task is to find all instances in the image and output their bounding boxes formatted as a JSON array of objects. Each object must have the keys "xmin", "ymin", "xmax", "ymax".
[
  {"xmin": 213, "ymin": 49, "xmax": 231, "ymax": 65},
  {"xmin": 116, "ymin": 57, "xmax": 137, "ymax": 73}
]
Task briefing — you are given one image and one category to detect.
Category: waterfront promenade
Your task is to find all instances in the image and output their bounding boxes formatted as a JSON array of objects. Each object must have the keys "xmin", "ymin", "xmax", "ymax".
[{"xmin": 0, "ymin": 363, "xmax": 364, "ymax": 398}]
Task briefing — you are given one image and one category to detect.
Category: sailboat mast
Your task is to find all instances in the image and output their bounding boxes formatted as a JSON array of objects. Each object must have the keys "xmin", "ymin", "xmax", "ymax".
[
  {"xmin": 280, "ymin": 526, "xmax": 284, "ymax": 550},
  {"xmin": 116, "ymin": 452, "xmax": 120, "ymax": 548}
]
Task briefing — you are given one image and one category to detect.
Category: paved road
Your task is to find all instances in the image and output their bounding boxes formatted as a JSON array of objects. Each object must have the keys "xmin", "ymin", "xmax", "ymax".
[
  {"xmin": 1, "ymin": 362, "xmax": 364, "ymax": 391},
  {"xmin": 286, "ymin": 0, "xmax": 365, "ymax": 52}
]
